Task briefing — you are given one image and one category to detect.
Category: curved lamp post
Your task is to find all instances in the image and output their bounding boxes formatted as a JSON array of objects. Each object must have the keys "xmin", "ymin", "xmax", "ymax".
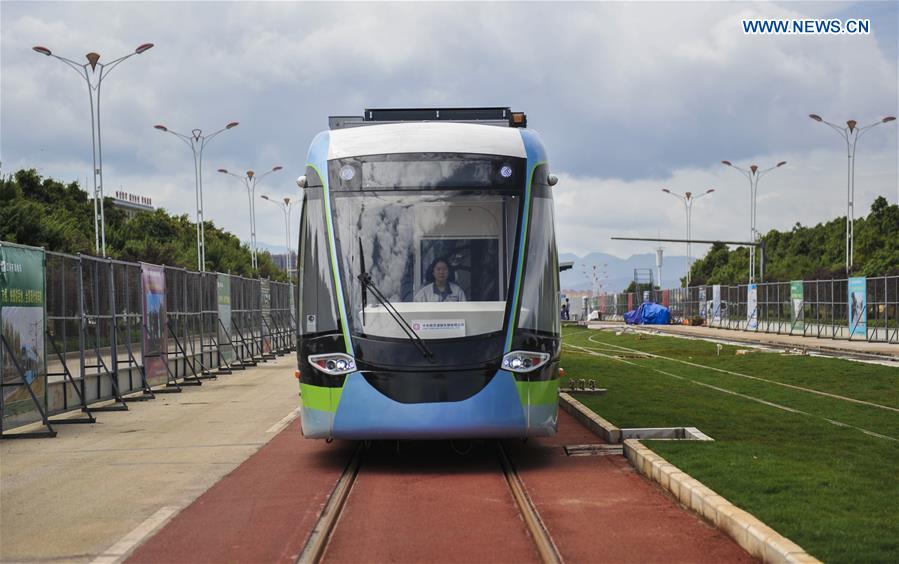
[
  {"xmin": 33, "ymin": 43, "xmax": 154, "ymax": 257},
  {"xmin": 662, "ymin": 188, "xmax": 715, "ymax": 286},
  {"xmin": 154, "ymin": 122, "xmax": 239, "ymax": 271},
  {"xmin": 260, "ymin": 195, "xmax": 296, "ymax": 278},
  {"xmin": 217, "ymin": 166, "xmax": 283, "ymax": 270},
  {"xmin": 808, "ymin": 114, "xmax": 895, "ymax": 275},
  {"xmin": 721, "ymin": 160, "xmax": 786, "ymax": 283}
]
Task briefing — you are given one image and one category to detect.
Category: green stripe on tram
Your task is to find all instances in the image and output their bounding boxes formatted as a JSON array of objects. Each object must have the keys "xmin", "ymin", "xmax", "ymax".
[
  {"xmin": 300, "ymin": 383, "xmax": 343, "ymax": 413},
  {"xmin": 514, "ymin": 379, "xmax": 560, "ymax": 406}
]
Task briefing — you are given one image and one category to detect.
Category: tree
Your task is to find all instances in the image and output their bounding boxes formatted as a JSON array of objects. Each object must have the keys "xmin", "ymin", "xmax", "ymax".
[
  {"xmin": 0, "ymin": 169, "xmax": 288, "ymax": 281},
  {"xmin": 684, "ymin": 197, "xmax": 899, "ymax": 284}
]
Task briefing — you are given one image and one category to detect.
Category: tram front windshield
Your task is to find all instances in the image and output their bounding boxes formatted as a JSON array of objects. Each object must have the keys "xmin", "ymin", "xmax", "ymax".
[{"xmin": 331, "ymin": 154, "xmax": 525, "ymax": 340}]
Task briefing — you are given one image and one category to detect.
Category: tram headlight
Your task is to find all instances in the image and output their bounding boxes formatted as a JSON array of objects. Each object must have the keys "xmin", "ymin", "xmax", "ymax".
[
  {"xmin": 501, "ymin": 351, "xmax": 550, "ymax": 374},
  {"xmin": 308, "ymin": 353, "xmax": 357, "ymax": 376}
]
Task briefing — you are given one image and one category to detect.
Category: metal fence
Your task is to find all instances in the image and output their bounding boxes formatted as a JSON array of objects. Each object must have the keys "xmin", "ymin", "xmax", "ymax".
[
  {"xmin": 2, "ymin": 240, "xmax": 296, "ymax": 435},
  {"xmin": 594, "ymin": 275, "xmax": 899, "ymax": 344},
  {"xmin": 267, "ymin": 281, "xmax": 295, "ymax": 354},
  {"xmin": 229, "ymin": 275, "xmax": 263, "ymax": 366}
]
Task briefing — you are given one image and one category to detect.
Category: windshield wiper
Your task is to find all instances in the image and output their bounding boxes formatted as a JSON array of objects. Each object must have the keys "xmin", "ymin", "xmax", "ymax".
[
  {"xmin": 357, "ymin": 262, "xmax": 434, "ymax": 362},
  {"xmin": 358, "ymin": 238, "xmax": 368, "ymax": 327}
]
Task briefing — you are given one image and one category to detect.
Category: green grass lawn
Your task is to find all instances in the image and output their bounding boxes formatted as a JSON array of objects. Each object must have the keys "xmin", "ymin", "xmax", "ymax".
[{"xmin": 561, "ymin": 325, "xmax": 899, "ymax": 563}]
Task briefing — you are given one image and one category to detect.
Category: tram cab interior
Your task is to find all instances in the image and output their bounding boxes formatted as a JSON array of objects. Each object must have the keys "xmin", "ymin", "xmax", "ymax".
[
  {"xmin": 324, "ymin": 150, "xmax": 541, "ymax": 353},
  {"xmin": 359, "ymin": 197, "xmax": 513, "ymax": 340}
]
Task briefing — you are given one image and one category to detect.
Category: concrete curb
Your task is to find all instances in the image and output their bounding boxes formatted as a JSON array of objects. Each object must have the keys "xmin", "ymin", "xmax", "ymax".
[
  {"xmin": 558, "ymin": 392, "xmax": 620, "ymax": 443},
  {"xmin": 558, "ymin": 394, "xmax": 820, "ymax": 564}
]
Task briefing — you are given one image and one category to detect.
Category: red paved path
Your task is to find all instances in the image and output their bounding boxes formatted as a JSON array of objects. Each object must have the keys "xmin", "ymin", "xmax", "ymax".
[
  {"xmin": 506, "ymin": 410, "xmax": 755, "ymax": 563},
  {"xmin": 323, "ymin": 441, "xmax": 539, "ymax": 563},
  {"xmin": 128, "ymin": 412, "xmax": 754, "ymax": 563},
  {"xmin": 127, "ymin": 420, "xmax": 354, "ymax": 564}
]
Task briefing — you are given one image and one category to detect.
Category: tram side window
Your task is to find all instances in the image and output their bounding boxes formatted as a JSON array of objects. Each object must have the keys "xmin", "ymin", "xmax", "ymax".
[
  {"xmin": 517, "ymin": 165, "xmax": 561, "ymax": 335},
  {"xmin": 298, "ymin": 169, "xmax": 340, "ymax": 336}
]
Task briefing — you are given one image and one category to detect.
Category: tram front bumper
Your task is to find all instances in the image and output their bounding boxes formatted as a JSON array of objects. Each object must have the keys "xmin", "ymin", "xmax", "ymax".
[{"xmin": 300, "ymin": 370, "xmax": 557, "ymax": 440}]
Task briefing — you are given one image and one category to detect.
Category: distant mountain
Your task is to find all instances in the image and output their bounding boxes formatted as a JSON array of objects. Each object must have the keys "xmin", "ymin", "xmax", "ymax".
[
  {"xmin": 560, "ymin": 251, "xmax": 688, "ymax": 293},
  {"xmin": 255, "ymin": 241, "xmax": 292, "ymax": 254}
]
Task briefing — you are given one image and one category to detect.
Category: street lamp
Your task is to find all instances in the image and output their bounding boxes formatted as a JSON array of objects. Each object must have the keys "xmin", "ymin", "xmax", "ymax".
[
  {"xmin": 154, "ymin": 121, "xmax": 239, "ymax": 271},
  {"xmin": 721, "ymin": 159, "xmax": 786, "ymax": 283},
  {"xmin": 217, "ymin": 166, "xmax": 283, "ymax": 270},
  {"xmin": 260, "ymin": 195, "xmax": 296, "ymax": 277},
  {"xmin": 662, "ymin": 188, "xmax": 715, "ymax": 286},
  {"xmin": 33, "ymin": 43, "xmax": 154, "ymax": 257},
  {"xmin": 808, "ymin": 113, "xmax": 896, "ymax": 275}
]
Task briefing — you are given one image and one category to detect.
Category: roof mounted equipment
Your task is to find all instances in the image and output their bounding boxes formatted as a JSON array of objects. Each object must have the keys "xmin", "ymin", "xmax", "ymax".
[{"xmin": 329, "ymin": 107, "xmax": 527, "ymax": 130}]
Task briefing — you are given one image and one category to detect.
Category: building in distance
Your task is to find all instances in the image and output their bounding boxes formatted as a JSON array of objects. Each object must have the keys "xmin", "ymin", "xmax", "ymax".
[{"xmin": 111, "ymin": 190, "xmax": 155, "ymax": 218}]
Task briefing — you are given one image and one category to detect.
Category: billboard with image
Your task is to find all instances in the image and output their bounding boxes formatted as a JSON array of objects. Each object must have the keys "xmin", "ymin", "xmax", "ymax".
[
  {"xmin": 712, "ymin": 285, "xmax": 721, "ymax": 323},
  {"xmin": 699, "ymin": 286, "xmax": 707, "ymax": 319},
  {"xmin": 848, "ymin": 277, "xmax": 866, "ymax": 338},
  {"xmin": 141, "ymin": 263, "xmax": 168, "ymax": 387},
  {"xmin": 217, "ymin": 274, "xmax": 233, "ymax": 363},
  {"xmin": 746, "ymin": 284, "xmax": 758, "ymax": 330},
  {"xmin": 1, "ymin": 244, "xmax": 47, "ymax": 429},
  {"xmin": 790, "ymin": 281, "xmax": 804, "ymax": 332},
  {"xmin": 260, "ymin": 279, "xmax": 272, "ymax": 354}
]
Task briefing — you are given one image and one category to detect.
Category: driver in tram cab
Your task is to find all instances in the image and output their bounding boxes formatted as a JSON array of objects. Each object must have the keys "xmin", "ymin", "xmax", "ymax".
[{"xmin": 413, "ymin": 257, "xmax": 467, "ymax": 302}]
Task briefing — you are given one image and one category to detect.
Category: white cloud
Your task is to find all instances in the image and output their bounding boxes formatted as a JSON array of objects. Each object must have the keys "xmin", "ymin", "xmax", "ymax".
[
  {"xmin": 1, "ymin": 1, "xmax": 896, "ymax": 264},
  {"xmin": 554, "ymin": 144, "xmax": 897, "ymax": 258}
]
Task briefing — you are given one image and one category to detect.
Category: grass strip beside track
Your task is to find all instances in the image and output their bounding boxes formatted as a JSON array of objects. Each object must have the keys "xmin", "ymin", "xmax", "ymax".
[{"xmin": 560, "ymin": 325, "xmax": 899, "ymax": 564}]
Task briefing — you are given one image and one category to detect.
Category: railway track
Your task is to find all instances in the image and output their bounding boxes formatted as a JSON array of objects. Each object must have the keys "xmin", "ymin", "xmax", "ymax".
[{"xmin": 296, "ymin": 440, "xmax": 563, "ymax": 564}]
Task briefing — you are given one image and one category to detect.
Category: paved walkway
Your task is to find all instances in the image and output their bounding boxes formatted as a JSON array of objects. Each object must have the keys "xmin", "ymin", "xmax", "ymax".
[
  {"xmin": 0, "ymin": 355, "xmax": 300, "ymax": 563},
  {"xmin": 588, "ymin": 321, "xmax": 898, "ymax": 360}
]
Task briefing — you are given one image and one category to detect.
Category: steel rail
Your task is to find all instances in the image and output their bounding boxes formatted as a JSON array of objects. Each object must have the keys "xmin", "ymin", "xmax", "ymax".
[
  {"xmin": 496, "ymin": 441, "xmax": 563, "ymax": 564},
  {"xmin": 296, "ymin": 443, "xmax": 363, "ymax": 564}
]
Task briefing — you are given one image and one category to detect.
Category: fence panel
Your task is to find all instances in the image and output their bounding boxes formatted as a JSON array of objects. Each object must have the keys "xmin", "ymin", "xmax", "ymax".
[
  {"xmin": 867, "ymin": 276, "xmax": 898, "ymax": 344},
  {"xmin": 269, "ymin": 281, "xmax": 296, "ymax": 353},
  {"xmin": 80, "ymin": 255, "xmax": 132, "ymax": 404},
  {"xmin": 111, "ymin": 260, "xmax": 145, "ymax": 393},
  {"xmin": 44, "ymin": 252, "xmax": 86, "ymax": 413},
  {"xmin": 230, "ymin": 275, "xmax": 263, "ymax": 365},
  {"xmin": 594, "ymin": 275, "xmax": 897, "ymax": 344}
]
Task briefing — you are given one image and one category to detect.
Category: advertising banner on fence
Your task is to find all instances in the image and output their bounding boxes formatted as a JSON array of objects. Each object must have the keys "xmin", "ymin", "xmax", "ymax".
[
  {"xmin": 260, "ymin": 279, "xmax": 272, "ymax": 354},
  {"xmin": 699, "ymin": 287, "xmax": 707, "ymax": 318},
  {"xmin": 0, "ymin": 244, "xmax": 47, "ymax": 429},
  {"xmin": 848, "ymin": 277, "xmax": 866, "ymax": 338},
  {"xmin": 747, "ymin": 284, "xmax": 758, "ymax": 330},
  {"xmin": 790, "ymin": 281, "xmax": 804, "ymax": 332},
  {"xmin": 141, "ymin": 263, "xmax": 167, "ymax": 387},
  {"xmin": 712, "ymin": 285, "xmax": 721, "ymax": 323},
  {"xmin": 217, "ymin": 274, "xmax": 233, "ymax": 363}
]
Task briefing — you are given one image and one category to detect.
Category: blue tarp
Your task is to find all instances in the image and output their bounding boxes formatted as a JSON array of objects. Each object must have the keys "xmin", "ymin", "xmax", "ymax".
[{"xmin": 623, "ymin": 302, "xmax": 671, "ymax": 325}]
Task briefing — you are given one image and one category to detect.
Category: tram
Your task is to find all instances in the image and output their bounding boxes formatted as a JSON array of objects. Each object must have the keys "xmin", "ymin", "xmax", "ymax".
[{"xmin": 295, "ymin": 107, "xmax": 561, "ymax": 440}]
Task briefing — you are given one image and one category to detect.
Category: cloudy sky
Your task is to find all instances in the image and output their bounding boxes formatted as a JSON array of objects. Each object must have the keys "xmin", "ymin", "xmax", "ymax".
[{"xmin": 2, "ymin": 1, "xmax": 897, "ymax": 262}]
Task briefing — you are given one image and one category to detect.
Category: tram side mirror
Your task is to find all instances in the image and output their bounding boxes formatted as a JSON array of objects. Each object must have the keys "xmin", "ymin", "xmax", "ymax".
[
  {"xmin": 296, "ymin": 175, "xmax": 307, "ymax": 189},
  {"xmin": 547, "ymin": 174, "xmax": 559, "ymax": 187}
]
